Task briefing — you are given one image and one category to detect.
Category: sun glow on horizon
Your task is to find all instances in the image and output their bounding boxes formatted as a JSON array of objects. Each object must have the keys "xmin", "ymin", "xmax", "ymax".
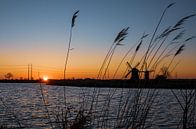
[{"xmin": 43, "ymin": 76, "xmax": 48, "ymax": 81}]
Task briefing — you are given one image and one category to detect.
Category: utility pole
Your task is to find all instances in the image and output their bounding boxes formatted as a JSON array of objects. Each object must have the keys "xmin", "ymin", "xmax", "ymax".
[
  {"xmin": 28, "ymin": 64, "xmax": 29, "ymax": 80},
  {"xmin": 31, "ymin": 64, "xmax": 33, "ymax": 80}
]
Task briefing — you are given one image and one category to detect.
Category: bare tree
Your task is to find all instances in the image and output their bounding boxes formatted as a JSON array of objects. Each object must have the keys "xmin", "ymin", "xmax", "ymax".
[{"xmin": 5, "ymin": 72, "xmax": 13, "ymax": 80}]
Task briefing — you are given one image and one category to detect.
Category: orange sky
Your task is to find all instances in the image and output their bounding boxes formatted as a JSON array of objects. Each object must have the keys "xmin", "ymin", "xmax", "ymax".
[
  {"xmin": 0, "ymin": 1, "xmax": 196, "ymax": 79},
  {"xmin": 1, "ymin": 45, "xmax": 196, "ymax": 79}
]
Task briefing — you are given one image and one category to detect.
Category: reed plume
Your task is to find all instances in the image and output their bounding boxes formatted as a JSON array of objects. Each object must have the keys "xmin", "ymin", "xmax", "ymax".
[
  {"xmin": 172, "ymin": 30, "xmax": 185, "ymax": 41},
  {"xmin": 167, "ymin": 2, "xmax": 176, "ymax": 8},
  {"xmin": 175, "ymin": 44, "xmax": 185, "ymax": 56},
  {"xmin": 152, "ymin": 37, "xmax": 191, "ymax": 72},
  {"xmin": 97, "ymin": 27, "xmax": 129, "ymax": 79},
  {"xmin": 147, "ymin": 25, "xmax": 184, "ymax": 69},
  {"xmin": 147, "ymin": 29, "xmax": 182, "ymax": 69},
  {"xmin": 146, "ymin": 26, "xmax": 171, "ymax": 61},
  {"xmin": 184, "ymin": 36, "xmax": 196, "ymax": 42},
  {"xmin": 167, "ymin": 44, "xmax": 185, "ymax": 70},
  {"xmin": 135, "ymin": 40, "xmax": 142, "ymax": 52},
  {"xmin": 173, "ymin": 14, "xmax": 195, "ymax": 29},
  {"xmin": 71, "ymin": 10, "xmax": 79, "ymax": 27},
  {"xmin": 155, "ymin": 26, "xmax": 171, "ymax": 41}
]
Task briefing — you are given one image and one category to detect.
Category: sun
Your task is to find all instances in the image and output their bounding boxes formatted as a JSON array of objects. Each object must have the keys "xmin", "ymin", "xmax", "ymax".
[{"xmin": 43, "ymin": 76, "xmax": 48, "ymax": 81}]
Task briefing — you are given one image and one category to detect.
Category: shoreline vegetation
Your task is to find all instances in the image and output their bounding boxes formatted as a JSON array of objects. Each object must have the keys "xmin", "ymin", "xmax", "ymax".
[{"xmin": 0, "ymin": 79, "xmax": 195, "ymax": 89}]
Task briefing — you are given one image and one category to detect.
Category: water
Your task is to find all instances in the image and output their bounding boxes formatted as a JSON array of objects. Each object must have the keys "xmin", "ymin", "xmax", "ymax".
[{"xmin": 0, "ymin": 83, "xmax": 194, "ymax": 129}]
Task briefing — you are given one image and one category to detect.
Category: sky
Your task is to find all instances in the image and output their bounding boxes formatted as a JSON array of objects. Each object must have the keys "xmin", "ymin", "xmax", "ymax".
[{"xmin": 0, "ymin": 0, "xmax": 196, "ymax": 79}]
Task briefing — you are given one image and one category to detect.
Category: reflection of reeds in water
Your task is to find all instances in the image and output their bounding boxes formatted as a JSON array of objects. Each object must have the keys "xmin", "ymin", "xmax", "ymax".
[
  {"xmin": 0, "ymin": 97, "xmax": 23, "ymax": 128},
  {"xmin": 39, "ymin": 82, "xmax": 54, "ymax": 128},
  {"xmin": 171, "ymin": 89, "xmax": 196, "ymax": 128}
]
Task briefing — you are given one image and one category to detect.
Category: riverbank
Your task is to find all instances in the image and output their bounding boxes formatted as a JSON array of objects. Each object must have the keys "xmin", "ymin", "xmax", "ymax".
[
  {"xmin": 0, "ymin": 79, "xmax": 39, "ymax": 83},
  {"xmin": 46, "ymin": 79, "xmax": 196, "ymax": 89},
  {"xmin": 0, "ymin": 79, "xmax": 195, "ymax": 89}
]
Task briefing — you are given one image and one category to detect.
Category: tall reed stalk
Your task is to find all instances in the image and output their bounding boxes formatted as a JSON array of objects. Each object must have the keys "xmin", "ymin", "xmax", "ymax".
[
  {"xmin": 97, "ymin": 27, "xmax": 129, "ymax": 79},
  {"xmin": 63, "ymin": 10, "xmax": 79, "ymax": 110},
  {"xmin": 149, "ymin": 13, "xmax": 195, "ymax": 71},
  {"xmin": 64, "ymin": 10, "xmax": 79, "ymax": 79},
  {"xmin": 141, "ymin": 3, "xmax": 175, "ymax": 69}
]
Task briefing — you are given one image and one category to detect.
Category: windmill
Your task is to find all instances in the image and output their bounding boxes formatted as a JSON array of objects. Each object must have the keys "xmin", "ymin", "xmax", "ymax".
[
  {"xmin": 143, "ymin": 62, "xmax": 154, "ymax": 80},
  {"xmin": 125, "ymin": 62, "xmax": 140, "ymax": 81}
]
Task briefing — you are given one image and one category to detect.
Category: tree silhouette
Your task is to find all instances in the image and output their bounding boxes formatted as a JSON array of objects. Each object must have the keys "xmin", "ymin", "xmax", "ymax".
[{"xmin": 5, "ymin": 72, "xmax": 13, "ymax": 80}]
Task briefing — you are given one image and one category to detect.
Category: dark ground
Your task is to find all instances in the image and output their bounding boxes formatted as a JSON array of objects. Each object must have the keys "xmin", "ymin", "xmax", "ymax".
[
  {"xmin": 0, "ymin": 79, "xmax": 195, "ymax": 89},
  {"xmin": 46, "ymin": 79, "xmax": 196, "ymax": 89}
]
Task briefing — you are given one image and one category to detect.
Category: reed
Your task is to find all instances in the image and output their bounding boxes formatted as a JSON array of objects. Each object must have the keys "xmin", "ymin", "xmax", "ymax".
[
  {"xmin": 95, "ymin": 3, "xmax": 195, "ymax": 129},
  {"xmin": 63, "ymin": 10, "xmax": 79, "ymax": 79},
  {"xmin": 149, "ymin": 13, "xmax": 196, "ymax": 71},
  {"xmin": 147, "ymin": 28, "xmax": 181, "ymax": 69},
  {"xmin": 141, "ymin": 3, "xmax": 175, "ymax": 69},
  {"xmin": 63, "ymin": 10, "xmax": 79, "ymax": 115},
  {"xmin": 93, "ymin": 28, "xmax": 129, "ymax": 126},
  {"xmin": 97, "ymin": 27, "xmax": 129, "ymax": 79},
  {"xmin": 154, "ymin": 34, "xmax": 195, "ymax": 76},
  {"xmin": 167, "ymin": 44, "xmax": 185, "ymax": 70}
]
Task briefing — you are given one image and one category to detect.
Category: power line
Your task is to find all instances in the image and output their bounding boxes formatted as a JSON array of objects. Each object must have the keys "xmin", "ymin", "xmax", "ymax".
[{"xmin": 0, "ymin": 64, "xmax": 97, "ymax": 79}]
